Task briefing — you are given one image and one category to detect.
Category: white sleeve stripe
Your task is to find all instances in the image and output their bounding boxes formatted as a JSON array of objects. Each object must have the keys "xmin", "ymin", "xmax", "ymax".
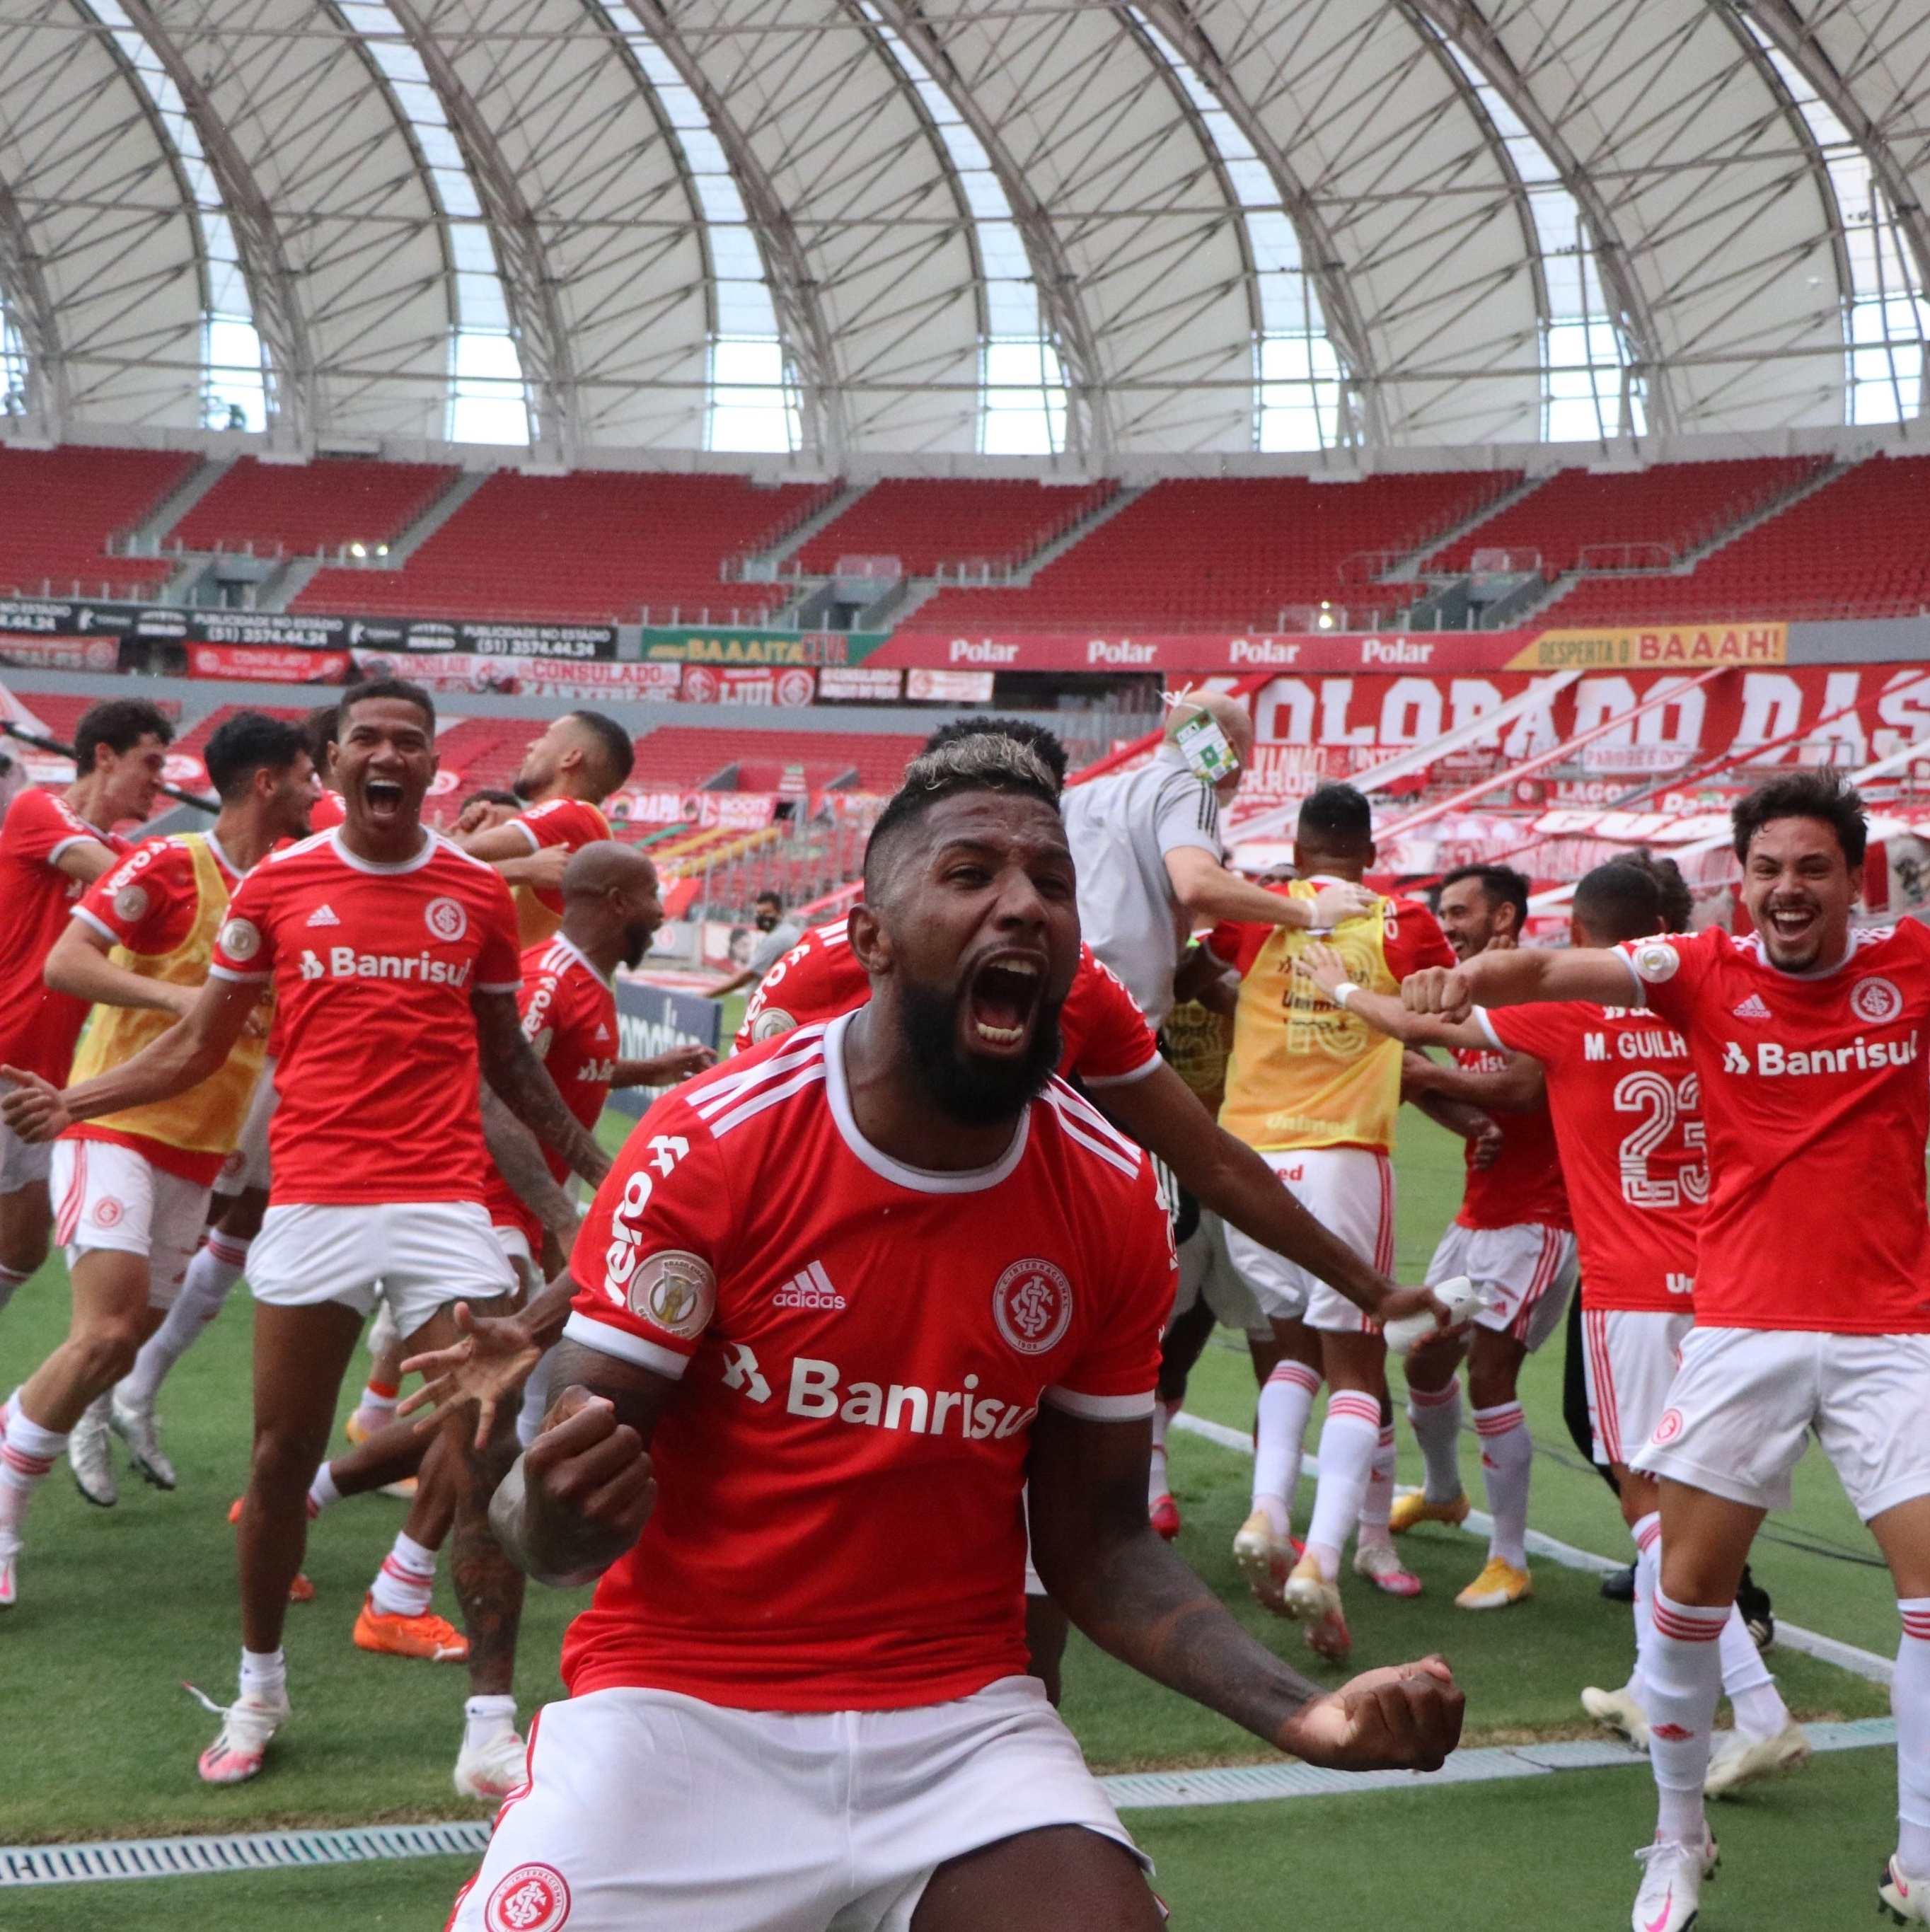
[
  {"xmin": 1473, "ymin": 1007, "xmax": 1506, "ymax": 1053},
  {"xmin": 560, "ymin": 1309, "xmax": 691, "ymax": 1379},
  {"xmin": 1616, "ymin": 948, "xmax": 1648, "ymax": 1003},
  {"xmin": 1042, "ymin": 1387, "xmax": 1157, "ymax": 1421},
  {"xmin": 509, "ymin": 820, "xmax": 541, "ymax": 853},
  {"xmin": 45, "ymin": 834, "xmax": 96, "ymax": 867},
  {"xmin": 207, "ymin": 964, "xmax": 272, "ymax": 983},
  {"xmin": 1080, "ymin": 1049, "xmax": 1162, "ymax": 1089},
  {"xmin": 71, "ymin": 908, "xmax": 120, "ymax": 943}
]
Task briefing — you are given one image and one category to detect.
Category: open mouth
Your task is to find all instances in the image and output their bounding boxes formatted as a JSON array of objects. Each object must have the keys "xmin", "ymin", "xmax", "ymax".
[
  {"xmin": 1764, "ymin": 900, "xmax": 1818, "ymax": 947},
  {"xmin": 964, "ymin": 951, "xmax": 1045, "ymax": 1050},
  {"xmin": 364, "ymin": 777, "xmax": 406, "ymax": 819}
]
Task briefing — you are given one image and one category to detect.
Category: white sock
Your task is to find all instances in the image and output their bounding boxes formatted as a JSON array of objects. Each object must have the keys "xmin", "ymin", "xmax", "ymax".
[
  {"xmin": 1718, "ymin": 1604, "xmax": 1787, "ymax": 1737},
  {"xmin": 1252, "ymin": 1360, "xmax": 1320, "ymax": 1537},
  {"xmin": 1474, "ymin": 1401, "xmax": 1531, "ymax": 1569},
  {"xmin": 1897, "ymin": 1600, "xmax": 1930, "ymax": 1874},
  {"xmin": 1630, "ymin": 1512, "xmax": 1661, "ymax": 1704},
  {"xmin": 239, "ymin": 1645, "xmax": 287, "ymax": 1706},
  {"xmin": 516, "ymin": 1346, "xmax": 555, "ymax": 1452},
  {"xmin": 0, "ymin": 1260, "xmax": 30, "ymax": 1315},
  {"xmin": 1305, "ymin": 1392, "xmax": 1382, "ymax": 1581},
  {"xmin": 1406, "ymin": 1376, "xmax": 1464, "ymax": 1503},
  {"xmin": 369, "ymin": 1531, "xmax": 438, "ymax": 1618},
  {"xmin": 355, "ymin": 1380, "xmax": 400, "ymax": 1425},
  {"xmin": 307, "ymin": 1462, "xmax": 341, "ymax": 1514},
  {"xmin": 1148, "ymin": 1399, "xmax": 1172, "ymax": 1503},
  {"xmin": 0, "ymin": 1392, "xmax": 66, "ymax": 1538},
  {"xmin": 464, "ymin": 1693, "xmax": 519, "ymax": 1749},
  {"xmin": 119, "ymin": 1231, "xmax": 249, "ymax": 1404},
  {"xmin": 1358, "ymin": 1424, "xmax": 1397, "ymax": 1547},
  {"xmin": 1646, "ymin": 1589, "xmax": 1726, "ymax": 1846}
]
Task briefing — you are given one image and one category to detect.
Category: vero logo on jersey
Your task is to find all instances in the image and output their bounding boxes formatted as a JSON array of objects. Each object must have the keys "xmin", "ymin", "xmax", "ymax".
[
  {"xmin": 1721, "ymin": 1031, "xmax": 1919, "ymax": 1077},
  {"xmin": 772, "ymin": 1260, "xmax": 845, "ymax": 1311}
]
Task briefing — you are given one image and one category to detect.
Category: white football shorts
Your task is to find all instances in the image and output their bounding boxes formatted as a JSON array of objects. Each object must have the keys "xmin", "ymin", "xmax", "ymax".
[
  {"xmin": 1632, "ymin": 1326, "xmax": 1930, "ymax": 1522},
  {"xmin": 1223, "ymin": 1146, "xmax": 1393, "ymax": 1334},
  {"xmin": 491, "ymin": 1220, "xmax": 539, "ymax": 1299},
  {"xmin": 210, "ymin": 1058, "xmax": 276, "ymax": 1199},
  {"xmin": 447, "ymin": 1678, "xmax": 1147, "ymax": 1932},
  {"xmin": 1172, "ymin": 1210, "xmax": 1271, "ymax": 1341},
  {"xmin": 1579, "ymin": 1307, "xmax": 1692, "ymax": 1468},
  {"xmin": 1426, "ymin": 1222, "xmax": 1578, "ymax": 1353},
  {"xmin": 248, "ymin": 1199, "xmax": 516, "ymax": 1339},
  {"xmin": 51, "ymin": 1138, "xmax": 209, "ymax": 1309},
  {"xmin": 0, "ymin": 1076, "xmax": 52, "ymax": 1193}
]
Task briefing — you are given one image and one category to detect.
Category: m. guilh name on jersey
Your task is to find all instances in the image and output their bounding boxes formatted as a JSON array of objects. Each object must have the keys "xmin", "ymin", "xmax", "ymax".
[{"xmin": 1582, "ymin": 1010, "xmax": 1690, "ymax": 1063}]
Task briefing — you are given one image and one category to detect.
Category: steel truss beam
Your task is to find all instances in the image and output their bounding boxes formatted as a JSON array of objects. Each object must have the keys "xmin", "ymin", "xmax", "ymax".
[
  {"xmin": 0, "ymin": 163, "xmax": 67, "ymax": 430},
  {"xmin": 862, "ymin": 0, "xmax": 1112, "ymax": 463},
  {"xmin": 381, "ymin": 0, "xmax": 577, "ymax": 458},
  {"xmin": 617, "ymin": 0, "xmax": 846, "ymax": 465},
  {"xmin": 1407, "ymin": 0, "xmax": 1677, "ymax": 436}
]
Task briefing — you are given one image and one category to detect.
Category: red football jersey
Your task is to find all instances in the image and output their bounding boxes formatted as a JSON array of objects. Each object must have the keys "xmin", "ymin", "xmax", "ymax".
[
  {"xmin": 310, "ymin": 788, "xmax": 347, "ymax": 831},
  {"xmin": 560, "ymin": 1012, "xmax": 1175, "ymax": 1711},
  {"xmin": 505, "ymin": 796, "xmax": 611, "ymax": 939},
  {"xmin": 1480, "ymin": 1002, "xmax": 1699, "ymax": 1313},
  {"xmin": 208, "ymin": 828, "xmax": 522, "ymax": 1205},
  {"xmin": 0, "ymin": 789, "xmax": 128, "ymax": 1082},
  {"xmin": 480, "ymin": 934, "xmax": 617, "ymax": 1249},
  {"xmin": 734, "ymin": 920, "xmax": 1160, "ymax": 1088},
  {"xmin": 1450, "ymin": 1045, "xmax": 1570, "ymax": 1233},
  {"xmin": 1619, "ymin": 922, "xmax": 1930, "ymax": 1334}
]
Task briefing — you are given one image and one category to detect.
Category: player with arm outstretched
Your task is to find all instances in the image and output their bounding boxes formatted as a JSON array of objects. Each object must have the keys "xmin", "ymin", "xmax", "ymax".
[
  {"xmin": 1402, "ymin": 771, "xmax": 1930, "ymax": 1932},
  {"xmin": 2, "ymin": 678, "xmax": 611, "ymax": 1795},
  {"xmin": 436, "ymin": 732, "xmax": 1462, "ymax": 1932}
]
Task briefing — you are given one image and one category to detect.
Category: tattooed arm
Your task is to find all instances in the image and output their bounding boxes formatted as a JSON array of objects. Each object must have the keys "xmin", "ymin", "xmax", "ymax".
[
  {"xmin": 1027, "ymin": 1404, "xmax": 1464, "ymax": 1771},
  {"xmin": 487, "ymin": 1336, "xmax": 670, "ymax": 1587},
  {"xmin": 472, "ymin": 988, "xmax": 610, "ymax": 1188},
  {"xmin": 480, "ymin": 1084, "xmax": 580, "ymax": 1244}
]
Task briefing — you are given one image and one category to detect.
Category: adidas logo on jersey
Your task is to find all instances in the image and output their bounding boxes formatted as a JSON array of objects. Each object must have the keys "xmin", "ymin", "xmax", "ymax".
[
  {"xmin": 1731, "ymin": 993, "xmax": 1771, "ymax": 1020},
  {"xmin": 772, "ymin": 1260, "xmax": 845, "ymax": 1311},
  {"xmin": 306, "ymin": 903, "xmax": 340, "ymax": 927}
]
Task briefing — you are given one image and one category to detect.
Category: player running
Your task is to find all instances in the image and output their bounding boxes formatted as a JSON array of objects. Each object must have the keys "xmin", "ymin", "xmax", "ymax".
[
  {"xmin": 429, "ymin": 732, "xmax": 1463, "ymax": 1931},
  {"xmin": 1329, "ymin": 863, "xmax": 1576, "ymax": 1611},
  {"xmin": 3, "ymin": 677, "xmax": 612, "ymax": 1792},
  {"xmin": 1203, "ymin": 784, "xmax": 1456, "ymax": 1659},
  {"xmin": 0, "ymin": 712, "xmax": 311, "ymax": 1601},
  {"xmin": 0, "ymin": 698, "xmax": 171, "ymax": 1316},
  {"xmin": 1301, "ymin": 856, "xmax": 1806, "ymax": 1798},
  {"xmin": 1401, "ymin": 771, "xmax": 1926, "ymax": 1931},
  {"xmin": 453, "ymin": 711, "xmax": 635, "ymax": 945}
]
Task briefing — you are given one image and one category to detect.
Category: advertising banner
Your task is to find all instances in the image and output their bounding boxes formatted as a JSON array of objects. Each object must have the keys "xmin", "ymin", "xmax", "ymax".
[
  {"xmin": 347, "ymin": 649, "xmax": 678, "ymax": 700},
  {"xmin": 186, "ymin": 643, "xmax": 352, "ymax": 683},
  {"xmin": 639, "ymin": 627, "xmax": 889, "ymax": 666},
  {"xmin": 606, "ymin": 788, "xmax": 780, "ymax": 831},
  {"xmin": 0, "ymin": 631, "xmax": 121, "ymax": 672},
  {"xmin": 816, "ymin": 666, "xmax": 903, "ymax": 701},
  {"xmin": 678, "ymin": 664, "xmax": 815, "ymax": 706},
  {"xmin": 607, "ymin": 976, "xmax": 722, "ymax": 1118}
]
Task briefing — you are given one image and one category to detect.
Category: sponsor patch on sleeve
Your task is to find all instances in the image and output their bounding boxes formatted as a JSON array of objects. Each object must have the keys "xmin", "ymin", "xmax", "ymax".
[
  {"xmin": 628, "ymin": 1249, "xmax": 717, "ymax": 1337},
  {"xmin": 1630, "ymin": 939, "xmax": 1680, "ymax": 984}
]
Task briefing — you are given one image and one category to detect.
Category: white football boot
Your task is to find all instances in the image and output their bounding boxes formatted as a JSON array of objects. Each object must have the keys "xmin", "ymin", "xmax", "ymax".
[
  {"xmin": 67, "ymin": 1393, "xmax": 116, "ymax": 1507},
  {"xmin": 0, "ymin": 1530, "xmax": 18, "ymax": 1609},
  {"xmin": 110, "ymin": 1390, "xmax": 177, "ymax": 1491},
  {"xmin": 1630, "ymin": 1831, "xmax": 1718, "ymax": 1932},
  {"xmin": 1881, "ymin": 1853, "xmax": 1930, "ymax": 1924},
  {"xmin": 193, "ymin": 1688, "xmax": 290, "ymax": 1783},
  {"xmin": 1704, "ymin": 1720, "xmax": 1810, "ymax": 1798},
  {"xmin": 454, "ymin": 1727, "xmax": 528, "ymax": 1800},
  {"xmin": 1583, "ymin": 1681, "xmax": 1652, "ymax": 1750}
]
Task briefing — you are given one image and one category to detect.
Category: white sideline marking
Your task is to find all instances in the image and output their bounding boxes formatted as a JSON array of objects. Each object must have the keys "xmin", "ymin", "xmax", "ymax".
[{"xmin": 1169, "ymin": 1411, "xmax": 1896, "ymax": 1684}]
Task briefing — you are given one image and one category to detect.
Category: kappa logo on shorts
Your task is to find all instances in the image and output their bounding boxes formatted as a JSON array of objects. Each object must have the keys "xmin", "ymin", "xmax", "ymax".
[
  {"xmin": 1651, "ymin": 1408, "xmax": 1685, "ymax": 1446},
  {"xmin": 992, "ymin": 1258, "xmax": 1074, "ymax": 1355},
  {"xmin": 424, "ymin": 896, "xmax": 468, "ymax": 943},
  {"xmin": 219, "ymin": 916, "xmax": 262, "ymax": 962},
  {"xmin": 91, "ymin": 1196, "xmax": 124, "ymax": 1229},
  {"xmin": 485, "ymin": 1862, "xmax": 571, "ymax": 1932},
  {"xmin": 1851, "ymin": 976, "xmax": 1904, "ymax": 1025}
]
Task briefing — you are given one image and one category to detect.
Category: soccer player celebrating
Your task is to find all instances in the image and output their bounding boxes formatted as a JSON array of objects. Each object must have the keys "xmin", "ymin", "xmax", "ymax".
[
  {"xmin": 1401, "ymin": 771, "xmax": 1928, "ymax": 1931},
  {"xmin": 1350, "ymin": 863, "xmax": 1576, "ymax": 1612},
  {"xmin": 1204, "ymin": 784, "xmax": 1456, "ymax": 1659},
  {"xmin": 453, "ymin": 712, "xmax": 635, "ymax": 946},
  {"xmin": 2, "ymin": 678, "xmax": 612, "ymax": 1789},
  {"xmin": 0, "ymin": 698, "xmax": 171, "ymax": 1314},
  {"xmin": 0, "ymin": 712, "xmax": 311, "ymax": 1592},
  {"xmin": 434, "ymin": 734, "xmax": 1462, "ymax": 1930},
  {"xmin": 1301, "ymin": 857, "xmax": 1805, "ymax": 1798}
]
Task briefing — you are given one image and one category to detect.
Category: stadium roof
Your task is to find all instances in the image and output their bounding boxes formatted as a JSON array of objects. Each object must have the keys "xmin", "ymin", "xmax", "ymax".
[{"xmin": 0, "ymin": 0, "xmax": 1925, "ymax": 468}]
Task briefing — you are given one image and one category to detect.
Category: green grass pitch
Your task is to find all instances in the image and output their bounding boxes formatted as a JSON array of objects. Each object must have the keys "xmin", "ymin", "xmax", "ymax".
[{"xmin": 0, "ymin": 1111, "xmax": 1902, "ymax": 1928}]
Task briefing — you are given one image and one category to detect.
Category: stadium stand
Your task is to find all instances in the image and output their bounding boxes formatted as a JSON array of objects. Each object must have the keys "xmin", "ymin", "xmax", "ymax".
[
  {"xmin": 627, "ymin": 725, "xmax": 924, "ymax": 795},
  {"xmin": 1426, "ymin": 456, "xmax": 1826, "ymax": 577},
  {"xmin": 790, "ymin": 478, "xmax": 1116, "ymax": 579},
  {"xmin": 0, "ymin": 444, "xmax": 198, "ymax": 600},
  {"xmin": 915, "ymin": 473, "xmax": 1518, "ymax": 632},
  {"xmin": 291, "ymin": 470, "xmax": 835, "ymax": 624},
  {"xmin": 1542, "ymin": 452, "xmax": 1930, "ymax": 625},
  {"xmin": 168, "ymin": 457, "xmax": 457, "ymax": 556}
]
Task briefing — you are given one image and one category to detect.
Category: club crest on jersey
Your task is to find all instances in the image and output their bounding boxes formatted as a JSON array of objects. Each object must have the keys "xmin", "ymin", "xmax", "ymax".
[
  {"xmin": 992, "ymin": 1258, "xmax": 1073, "ymax": 1355},
  {"xmin": 112, "ymin": 883, "xmax": 149, "ymax": 924},
  {"xmin": 1651, "ymin": 1408, "xmax": 1685, "ymax": 1446},
  {"xmin": 424, "ymin": 896, "xmax": 468, "ymax": 943},
  {"xmin": 219, "ymin": 916, "xmax": 262, "ymax": 961},
  {"xmin": 1630, "ymin": 940, "xmax": 1679, "ymax": 983},
  {"xmin": 628, "ymin": 1249, "xmax": 717, "ymax": 1337},
  {"xmin": 484, "ymin": 1862, "xmax": 571, "ymax": 1932},
  {"xmin": 1851, "ymin": 976, "xmax": 1904, "ymax": 1025},
  {"xmin": 91, "ymin": 1196, "xmax": 123, "ymax": 1229}
]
